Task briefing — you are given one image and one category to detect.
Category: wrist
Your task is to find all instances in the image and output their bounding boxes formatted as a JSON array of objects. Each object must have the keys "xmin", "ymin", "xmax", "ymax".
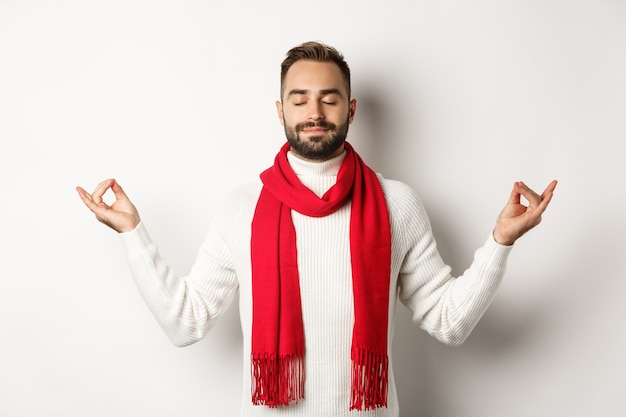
[
  {"xmin": 492, "ymin": 229, "xmax": 515, "ymax": 246},
  {"xmin": 120, "ymin": 218, "xmax": 141, "ymax": 233}
]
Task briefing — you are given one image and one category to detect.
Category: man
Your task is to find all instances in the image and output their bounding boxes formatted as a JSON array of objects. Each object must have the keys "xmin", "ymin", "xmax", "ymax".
[{"xmin": 76, "ymin": 41, "xmax": 557, "ymax": 416}]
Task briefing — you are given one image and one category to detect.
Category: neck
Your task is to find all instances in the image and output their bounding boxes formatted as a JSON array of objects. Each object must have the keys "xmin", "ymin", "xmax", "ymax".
[{"xmin": 287, "ymin": 149, "xmax": 345, "ymax": 175}]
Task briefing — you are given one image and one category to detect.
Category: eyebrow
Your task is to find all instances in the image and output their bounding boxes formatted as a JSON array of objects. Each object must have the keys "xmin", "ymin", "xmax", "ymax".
[{"xmin": 286, "ymin": 88, "xmax": 344, "ymax": 98}]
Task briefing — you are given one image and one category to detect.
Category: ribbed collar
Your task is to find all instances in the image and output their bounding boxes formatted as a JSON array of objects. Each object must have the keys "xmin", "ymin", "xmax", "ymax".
[{"xmin": 286, "ymin": 150, "xmax": 347, "ymax": 177}]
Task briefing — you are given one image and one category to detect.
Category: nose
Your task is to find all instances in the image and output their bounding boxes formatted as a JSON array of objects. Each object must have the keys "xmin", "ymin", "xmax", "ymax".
[{"xmin": 308, "ymin": 100, "xmax": 325, "ymax": 121}]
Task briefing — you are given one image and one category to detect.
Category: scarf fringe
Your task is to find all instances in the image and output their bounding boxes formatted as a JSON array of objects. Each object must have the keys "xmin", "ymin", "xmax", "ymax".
[
  {"xmin": 350, "ymin": 347, "xmax": 389, "ymax": 411},
  {"xmin": 251, "ymin": 353, "xmax": 305, "ymax": 408}
]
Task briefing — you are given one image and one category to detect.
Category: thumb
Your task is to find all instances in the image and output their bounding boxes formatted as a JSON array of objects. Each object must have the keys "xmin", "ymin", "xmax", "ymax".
[
  {"xmin": 110, "ymin": 179, "xmax": 130, "ymax": 201},
  {"xmin": 507, "ymin": 181, "xmax": 522, "ymax": 205}
]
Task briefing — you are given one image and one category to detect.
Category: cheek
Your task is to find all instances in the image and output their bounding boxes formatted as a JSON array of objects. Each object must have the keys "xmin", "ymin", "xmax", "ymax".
[
  {"xmin": 281, "ymin": 109, "xmax": 301, "ymax": 126},
  {"xmin": 280, "ymin": 114, "xmax": 298, "ymax": 132},
  {"xmin": 335, "ymin": 108, "xmax": 351, "ymax": 124}
]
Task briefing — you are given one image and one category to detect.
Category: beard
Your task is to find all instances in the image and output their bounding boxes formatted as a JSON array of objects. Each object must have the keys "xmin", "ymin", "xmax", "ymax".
[{"xmin": 283, "ymin": 116, "xmax": 350, "ymax": 161}]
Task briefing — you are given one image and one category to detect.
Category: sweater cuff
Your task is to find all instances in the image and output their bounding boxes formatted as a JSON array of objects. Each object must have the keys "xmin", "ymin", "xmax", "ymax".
[
  {"xmin": 118, "ymin": 221, "xmax": 153, "ymax": 254},
  {"xmin": 485, "ymin": 233, "xmax": 514, "ymax": 265}
]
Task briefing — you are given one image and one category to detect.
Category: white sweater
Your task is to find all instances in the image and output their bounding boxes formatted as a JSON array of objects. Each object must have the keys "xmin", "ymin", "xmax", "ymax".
[{"xmin": 119, "ymin": 151, "xmax": 512, "ymax": 417}]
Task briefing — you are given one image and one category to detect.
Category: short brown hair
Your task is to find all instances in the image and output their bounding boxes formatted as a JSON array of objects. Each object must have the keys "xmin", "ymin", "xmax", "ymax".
[{"xmin": 280, "ymin": 41, "xmax": 351, "ymax": 100}]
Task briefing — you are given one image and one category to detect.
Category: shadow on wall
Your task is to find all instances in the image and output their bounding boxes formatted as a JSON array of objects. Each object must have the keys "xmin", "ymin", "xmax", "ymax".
[
  {"xmin": 348, "ymin": 75, "xmax": 566, "ymax": 417},
  {"xmin": 355, "ymin": 80, "xmax": 443, "ymax": 417},
  {"xmin": 350, "ymin": 80, "xmax": 399, "ymax": 175}
]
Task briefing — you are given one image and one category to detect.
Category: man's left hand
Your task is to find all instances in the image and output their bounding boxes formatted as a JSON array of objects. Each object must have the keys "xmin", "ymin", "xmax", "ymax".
[{"xmin": 493, "ymin": 180, "xmax": 558, "ymax": 246}]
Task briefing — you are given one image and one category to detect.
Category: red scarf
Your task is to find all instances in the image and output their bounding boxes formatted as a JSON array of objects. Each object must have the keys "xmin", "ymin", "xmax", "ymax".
[{"xmin": 250, "ymin": 142, "xmax": 391, "ymax": 411}]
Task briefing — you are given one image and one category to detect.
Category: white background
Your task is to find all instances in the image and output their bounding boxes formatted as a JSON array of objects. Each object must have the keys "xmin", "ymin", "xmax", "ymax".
[{"xmin": 1, "ymin": 1, "xmax": 625, "ymax": 416}]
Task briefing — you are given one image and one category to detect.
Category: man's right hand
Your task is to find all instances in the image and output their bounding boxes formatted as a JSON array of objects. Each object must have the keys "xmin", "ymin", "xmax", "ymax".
[{"xmin": 76, "ymin": 179, "xmax": 141, "ymax": 233}]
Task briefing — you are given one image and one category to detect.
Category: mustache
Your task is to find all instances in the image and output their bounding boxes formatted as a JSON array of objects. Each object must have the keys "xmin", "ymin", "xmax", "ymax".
[{"xmin": 295, "ymin": 121, "xmax": 336, "ymax": 131}]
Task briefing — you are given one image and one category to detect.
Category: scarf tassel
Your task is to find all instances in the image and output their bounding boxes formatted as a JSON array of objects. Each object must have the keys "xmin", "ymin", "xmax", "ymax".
[
  {"xmin": 251, "ymin": 353, "xmax": 305, "ymax": 407},
  {"xmin": 350, "ymin": 347, "xmax": 389, "ymax": 411}
]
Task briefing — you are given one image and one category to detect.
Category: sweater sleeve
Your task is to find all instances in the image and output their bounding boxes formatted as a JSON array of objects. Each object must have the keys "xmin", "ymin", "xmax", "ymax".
[
  {"xmin": 389, "ymin": 180, "xmax": 513, "ymax": 346},
  {"xmin": 118, "ymin": 194, "xmax": 244, "ymax": 347}
]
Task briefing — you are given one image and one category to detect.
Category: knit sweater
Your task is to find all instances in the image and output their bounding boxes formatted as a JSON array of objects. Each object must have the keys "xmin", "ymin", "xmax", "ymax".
[{"xmin": 119, "ymin": 151, "xmax": 512, "ymax": 417}]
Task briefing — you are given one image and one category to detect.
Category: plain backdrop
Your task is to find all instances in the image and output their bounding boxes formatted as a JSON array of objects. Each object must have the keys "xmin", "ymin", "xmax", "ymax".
[{"xmin": 1, "ymin": 1, "xmax": 625, "ymax": 416}]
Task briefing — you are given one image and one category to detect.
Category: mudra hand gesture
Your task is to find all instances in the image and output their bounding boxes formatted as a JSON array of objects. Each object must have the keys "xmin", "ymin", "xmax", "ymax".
[
  {"xmin": 76, "ymin": 178, "xmax": 141, "ymax": 233},
  {"xmin": 492, "ymin": 180, "xmax": 558, "ymax": 246},
  {"xmin": 76, "ymin": 178, "xmax": 557, "ymax": 244}
]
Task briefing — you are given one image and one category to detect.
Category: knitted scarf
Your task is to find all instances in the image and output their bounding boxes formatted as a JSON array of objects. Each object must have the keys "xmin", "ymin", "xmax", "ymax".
[{"xmin": 250, "ymin": 142, "xmax": 391, "ymax": 411}]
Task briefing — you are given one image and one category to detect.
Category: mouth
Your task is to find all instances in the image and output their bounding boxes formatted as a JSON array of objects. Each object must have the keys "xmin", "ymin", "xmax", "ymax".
[
  {"xmin": 296, "ymin": 121, "xmax": 335, "ymax": 135},
  {"xmin": 301, "ymin": 127, "xmax": 329, "ymax": 134}
]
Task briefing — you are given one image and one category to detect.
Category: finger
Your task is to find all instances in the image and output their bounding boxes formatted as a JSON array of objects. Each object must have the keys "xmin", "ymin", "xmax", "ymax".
[
  {"xmin": 518, "ymin": 181, "xmax": 542, "ymax": 208},
  {"xmin": 537, "ymin": 180, "xmax": 558, "ymax": 211},
  {"xmin": 537, "ymin": 190, "xmax": 554, "ymax": 212},
  {"xmin": 540, "ymin": 180, "xmax": 558, "ymax": 199},
  {"xmin": 507, "ymin": 181, "xmax": 522, "ymax": 205},
  {"xmin": 91, "ymin": 179, "xmax": 115, "ymax": 205},
  {"xmin": 76, "ymin": 186, "xmax": 92, "ymax": 204},
  {"xmin": 110, "ymin": 179, "xmax": 130, "ymax": 201},
  {"xmin": 76, "ymin": 186, "xmax": 101, "ymax": 213}
]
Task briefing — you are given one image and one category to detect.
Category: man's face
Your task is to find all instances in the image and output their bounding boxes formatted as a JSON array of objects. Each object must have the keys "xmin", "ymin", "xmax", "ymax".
[{"xmin": 276, "ymin": 60, "xmax": 356, "ymax": 161}]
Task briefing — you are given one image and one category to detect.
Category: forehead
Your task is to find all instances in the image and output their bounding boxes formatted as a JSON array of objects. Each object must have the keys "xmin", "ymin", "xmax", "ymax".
[{"xmin": 282, "ymin": 60, "xmax": 348, "ymax": 97}]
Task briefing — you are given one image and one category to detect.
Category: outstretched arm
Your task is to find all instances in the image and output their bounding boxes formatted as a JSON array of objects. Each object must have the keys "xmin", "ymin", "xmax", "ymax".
[
  {"xmin": 493, "ymin": 180, "xmax": 558, "ymax": 246},
  {"xmin": 75, "ymin": 178, "xmax": 241, "ymax": 346},
  {"xmin": 76, "ymin": 178, "xmax": 141, "ymax": 233},
  {"xmin": 396, "ymin": 179, "xmax": 557, "ymax": 345}
]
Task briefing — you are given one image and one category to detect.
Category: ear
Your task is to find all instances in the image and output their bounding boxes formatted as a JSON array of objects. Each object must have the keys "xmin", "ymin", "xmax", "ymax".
[
  {"xmin": 275, "ymin": 100, "xmax": 285, "ymax": 126},
  {"xmin": 348, "ymin": 98, "xmax": 357, "ymax": 124}
]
